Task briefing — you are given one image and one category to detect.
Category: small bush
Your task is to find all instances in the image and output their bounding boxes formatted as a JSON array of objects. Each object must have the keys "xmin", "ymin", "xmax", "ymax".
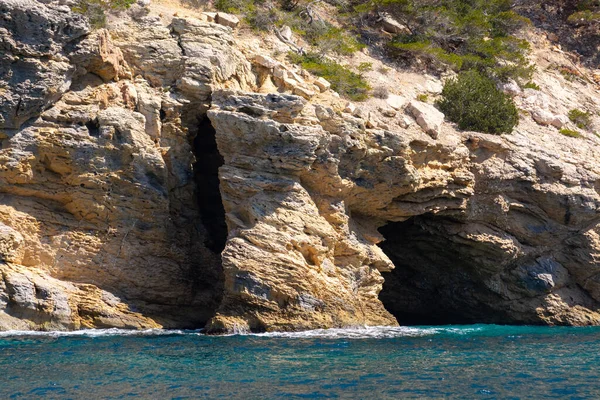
[
  {"xmin": 72, "ymin": 0, "xmax": 136, "ymax": 28},
  {"xmin": 568, "ymin": 109, "xmax": 593, "ymax": 129},
  {"xmin": 214, "ymin": 0, "xmax": 254, "ymax": 13},
  {"xmin": 308, "ymin": 24, "xmax": 365, "ymax": 56},
  {"xmin": 567, "ymin": 10, "xmax": 600, "ymax": 25},
  {"xmin": 416, "ymin": 93, "xmax": 429, "ymax": 102},
  {"xmin": 436, "ymin": 70, "xmax": 518, "ymax": 134},
  {"xmin": 372, "ymin": 85, "xmax": 389, "ymax": 99},
  {"xmin": 357, "ymin": 62, "xmax": 373, "ymax": 74},
  {"xmin": 560, "ymin": 128, "xmax": 582, "ymax": 138},
  {"xmin": 560, "ymin": 67, "xmax": 582, "ymax": 82},
  {"xmin": 523, "ymin": 81, "xmax": 540, "ymax": 90},
  {"xmin": 288, "ymin": 53, "xmax": 371, "ymax": 101}
]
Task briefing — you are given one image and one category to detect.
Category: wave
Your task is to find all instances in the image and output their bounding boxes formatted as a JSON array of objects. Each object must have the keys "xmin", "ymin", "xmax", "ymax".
[
  {"xmin": 0, "ymin": 328, "xmax": 200, "ymax": 338},
  {"xmin": 0, "ymin": 324, "xmax": 590, "ymax": 339},
  {"xmin": 0, "ymin": 325, "xmax": 486, "ymax": 339},
  {"xmin": 250, "ymin": 325, "xmax": 486, "ymax": 339}
]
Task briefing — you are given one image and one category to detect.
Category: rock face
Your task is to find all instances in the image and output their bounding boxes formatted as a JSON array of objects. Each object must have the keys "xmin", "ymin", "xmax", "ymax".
[
  {"xmin": 0, "ymin": 0, "xmax": 89, "ymax": 129},
  {"xmin": 379, "ymin": 131, "xmax": 600, "ymax": 326},
  {"xmin": 205, "ymin": 92, "xmax": 472, "ymax": 332},
  {"xmin": 0, "ymin": 1, "xmax": 253, "ymax": 330},
  {"xmin": 1, "ymin": 0, "xmax": 600, "ymax": 332}
]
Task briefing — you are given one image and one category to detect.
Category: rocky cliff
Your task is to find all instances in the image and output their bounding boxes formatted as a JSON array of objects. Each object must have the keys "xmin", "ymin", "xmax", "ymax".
[{"xmin": 1, "ymin": 0, "xmax": 599, "ymax": 332}]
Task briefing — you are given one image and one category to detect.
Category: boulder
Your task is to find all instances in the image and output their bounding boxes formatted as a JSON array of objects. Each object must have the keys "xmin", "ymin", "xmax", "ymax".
[
  {"xmin": 254, "ymin": 54, "xmax": 279, "ymax": 69},
  {"xmin": 280, "ymin": 25, "xmax": 293, "ymax": 41},
  {"xmin": 314, "ymin": 77, "xmax": 331, "ymax": 92},
  {"xmin": 344, "ymin": 102, "xmax": 356, "ymax": 114},
  {"xmin": 380, "ymin": 13, "xmax": 409, "ymax": 34},
  {"xmin": 424, "ymin": 79, "xmax": 443, "ymax": 94},
  {"xmin": 293, "ymin": 86, "xmax": 316, "ymax": 100},
  {"xmin": 386, "ymin": 94, "xmax": 406, "ymax": 110},
  {"xmin": 407, "ymin": 100, "xmax": 444, "ymax": 139},
  {"xmin": 379, "ymin": 107, "xmax": 397, "ymax": 118},
  {"xmin": 531, "ymin": 109, "xmax": 567, "ymax": 128},
  {"xmin": 499, "ymin": 79, "xmax": 522, "ymax": 96},
  {"xmin": 202, "ymin": 12, "xmax": 217, "ymax": 22},
  {"xmin": 532, "ymin": 109, "xmax": 555, "ymax": 126},
  {"xmin": 216, "ymin": 12, "xmax": 240, "ymax": 28},
  {"xmin": 551, "ymin": 115, "xmax": 569, "ymax": 128}
]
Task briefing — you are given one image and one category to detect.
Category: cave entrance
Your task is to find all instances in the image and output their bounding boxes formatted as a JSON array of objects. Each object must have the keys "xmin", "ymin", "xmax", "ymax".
[
  {"xmin": 174, "ymin": 113, "xmax": 228, "ymax": 329},
  {"xmin": 377, "ymin": 215, "xmax": 504, "ymax": 325},
  {"xmin": 193, "ymin": 115, "xmax": 228, "ymax": 254}
]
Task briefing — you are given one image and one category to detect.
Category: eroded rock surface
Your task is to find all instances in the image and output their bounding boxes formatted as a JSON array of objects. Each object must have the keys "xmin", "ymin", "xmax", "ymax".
[
  {"xmin": 1, "ymin": 0, "xmax": 599, "ymax": 332},
  {"xmin": 205, "ymin": 92, "xmax": 474, "ymax": 332},
  {"xmin": 0, "ymin": 1, "xmax": 253, "ymax": 330}
]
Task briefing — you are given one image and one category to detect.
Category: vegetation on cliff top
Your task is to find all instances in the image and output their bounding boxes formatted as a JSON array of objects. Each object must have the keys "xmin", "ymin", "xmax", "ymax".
[
  {"xmin": 358, "ymin": 0, "xmax": 533, "ymax": 82},
  {"xmin": 437, "ymin": 70, "xmax": 518, "ymax": 134},
  {"xmin": 288, "ymin": 52, "xmax": 371, "ymax": 101},
  {"xmin": 72, "ymin": 0, "xmax": 136, "ymax": 27}
]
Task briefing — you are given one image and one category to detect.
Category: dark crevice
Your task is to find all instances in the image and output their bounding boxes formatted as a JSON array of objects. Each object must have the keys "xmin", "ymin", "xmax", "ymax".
[
  {"xmin": 85, "ymin": 118, "xmax": 100, "ymax": 137},
  {"xmin": 192, "ymin": 115, "xmax": 227, "ymax": 254},
  {"xmin": 377, "ymin": 216, "xmax": 509, "ymax": 325}
]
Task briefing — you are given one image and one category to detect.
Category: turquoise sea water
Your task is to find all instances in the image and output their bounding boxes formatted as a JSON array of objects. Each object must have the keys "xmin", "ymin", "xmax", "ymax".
[{"xmin": 1, "ymin": 325, "xmax": 599, "ymax": 399}]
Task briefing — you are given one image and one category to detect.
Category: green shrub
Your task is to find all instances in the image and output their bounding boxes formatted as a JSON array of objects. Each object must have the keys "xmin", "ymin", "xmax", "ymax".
[
  {"xmin": 307, "ymin": 24, "xmax": 365, "ymax": 56},
  {"xmin": 365, "ymin": 0, "xmax": 533, "ymax": 82},
  {"xmin": 72, "ymin": 0, "xmax": 136, "ymax": 28},
  {"xmin": 416, "ymin": 93, "xmax": 429, "ymax": 102},
  {"xmin": 288, "ymin": 53, "xmax": 371, "ymax": 101},
  {"xmin": 436, "ymin": 70, "xmax": 518, "ymax": 134},
  {"xmin": 560, "ymin": 128, "xmax": 582, "ymax": 138},
  {"xmin": 567, "ymin": 10, "xmax": 600, "ymax": 25},
  {"xmin": 357, "ymin": 62, "xmax": 373, "ymax": 74},
  {"xmin": 568, "ymin": 109, "xmax": 593, "ymax": 129},
  {"xmin": 523, "ymin": 81, "xmax": 540, "ymax": 90},
  {"xmin": 214, "ymin": 0, "xmax": 255, "ymax": 13}
]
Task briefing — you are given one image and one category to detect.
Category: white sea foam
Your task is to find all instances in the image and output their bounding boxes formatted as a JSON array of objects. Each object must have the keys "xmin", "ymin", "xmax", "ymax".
[
  {"xmin": 249, "ymin": 325, "xmax": 486, "ymax": 339},
  {"xmin": 0, "ymin": 328, "xmax": 199, "ymax": 338},
  {"xmin": 0, "ymin": 325, "xmax": 487, "ymax": 339}
]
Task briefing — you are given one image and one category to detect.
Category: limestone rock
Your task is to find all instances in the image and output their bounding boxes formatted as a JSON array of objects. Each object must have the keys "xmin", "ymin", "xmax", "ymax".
[
  {"xmin": 280, "ymin": 25, "xmax": 293, "ymax": 41},
  {"xmin": 407, "ymin": 100, "xmax": 445, "ymax": 139},
  {"xmin": 532, "ymin": 110, "xmax": 568, "ymax": 128},
  {"xmin": 386, "ymin": 94, "xmax": 406, "ymax": 110},
  {"xmin": 314, "ymin": 77, "xmax": 331, "ymax": 92},
  {"xmin": 0, "ymin": 224, "xmax": 24, "ymax": 263},
  {"xmin": 551, "ymin": 114, "xmax": 569, "ymax": 128},
  {"xmin": 71, "ymin": 29, "xmax": 131, "ymax": 82},
  {"xmin": 2, "ymin": 0, "xmax": 600, "ymax": 334},
  {"xmin": 205, "ymin": 90, "xmax": 475, "ymax": 332},
  {"xmin": 532, "ymin": 109, "xmax": 556, "ymax": 126},
  {"xmin": 380, "ymin": 13, "xmax": 409, "ymax": 34},
  {"xmin": 499, "ymin": 80, "xmax": 522, "ymax": 96},
  {"xmin": 293, "ymin": 86, "xmax": 316, "ymax": 99},
  {"xmin": 0, "ymin": 0, "xmax": 89, "ymax": 129},
  {"xmin": 424, "ymin": 79, "xmax": 443, "ymax": 94},
  {"xmin": 216, "ymin": 12, "xmax": 240, "ymax": 28},
  {"xmin": 203, "ymin": 12, "xmax": 216, "ymax": 22},
  {"xmin": 379, "ymin": 107, "xmax": 397, "ymax": 118},
  {"xmin": 254, "ymin": 54, "xmax": 279, "ymax": 69}
]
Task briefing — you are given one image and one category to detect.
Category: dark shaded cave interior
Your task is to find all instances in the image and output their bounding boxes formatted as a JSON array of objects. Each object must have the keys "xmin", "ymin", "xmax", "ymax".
[
  {"xmin": 377, "ymin": 216, "xmax": 507, "ymax": 326},
  {"xmin": 193, "ymin": 115, "xmax": 228, "ymax": 255},
  {"xmin": 170, "ymin": 113, "xmax": 229, "ymax": 328}
]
